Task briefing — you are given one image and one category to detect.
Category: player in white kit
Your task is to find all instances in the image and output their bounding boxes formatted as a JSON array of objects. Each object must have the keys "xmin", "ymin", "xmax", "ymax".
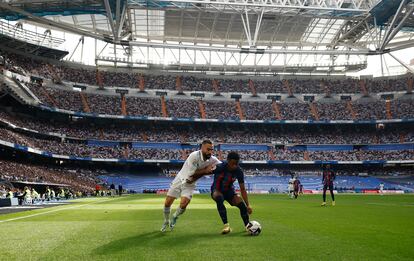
[
  {"xmin": 379, "ymin": 183, "xmax": 384, "ymax": 195},
  {"xmin": 161, "ymin": 140, "xmax": 221, "ymax": 232},
  {"xmin": 288, "ymin": 176, "xmax": 295, "ymax": 199}
]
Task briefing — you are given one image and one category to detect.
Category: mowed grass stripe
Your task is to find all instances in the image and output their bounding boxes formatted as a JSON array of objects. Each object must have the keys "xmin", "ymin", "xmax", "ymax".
[
  {"xmin": 0, "ymin": 195, "xmax": 130, "ymax": 223},
  {"xmin": 0, "ymin": 194, "xmax": 413, "ymax": 261}
]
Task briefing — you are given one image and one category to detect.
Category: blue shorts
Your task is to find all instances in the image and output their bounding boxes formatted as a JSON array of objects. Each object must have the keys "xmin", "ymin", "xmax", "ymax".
[{"xmin": 211, "ymin": 189, "xmax": 237, "ymax": 202}]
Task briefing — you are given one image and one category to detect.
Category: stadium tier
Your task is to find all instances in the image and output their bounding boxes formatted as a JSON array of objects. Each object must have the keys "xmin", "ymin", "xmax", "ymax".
[
  {"xmin": 1, "ymin": 50, "xmax": 412, "ymax": 94},
  {"xmin": 2, "ymin": 110, "xmax": 413, "ymax": 144},
  {"xmin": 0, "ymin": 159, "xmax": 99, "ymax": 192},
  {"xmin": 0, "ymin": 124, "xmax": 413, "ymax": 162},
  {"xmin": 12, "ymin": 81, "xmax": 414, "ymax": 121}
]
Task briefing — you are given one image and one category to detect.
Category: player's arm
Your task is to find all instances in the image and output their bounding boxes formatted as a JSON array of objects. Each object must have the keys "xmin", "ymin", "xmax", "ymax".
[
  {"xmin": 187, "ymin": 165, "xmax": 215, "ymax": 183},
  {"xmin": 239, "ymin": 183, "xmax": 252, "ymax": 214},
  {"xmin": 187, "ymin": 157, "xmax": 221, "ymax": 183},
  {"xmin": 238, "ymin": 170, "xmax": 252, "ymax": 214}
]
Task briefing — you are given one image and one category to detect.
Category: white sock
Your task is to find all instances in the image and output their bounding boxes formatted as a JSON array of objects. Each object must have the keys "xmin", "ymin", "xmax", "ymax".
[
  {"xmin": 163, "ymin": 207, "xmax": 170, "ymax": 223},
  {"xmin": 173, "ymin": 207, "xmax": 186, "ymax": 218}
]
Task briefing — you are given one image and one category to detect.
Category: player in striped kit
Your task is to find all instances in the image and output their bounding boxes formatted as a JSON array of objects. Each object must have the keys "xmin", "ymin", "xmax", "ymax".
[{"xmin": 321, "ymin": 164, "xmax": 336, "ymax": 206}]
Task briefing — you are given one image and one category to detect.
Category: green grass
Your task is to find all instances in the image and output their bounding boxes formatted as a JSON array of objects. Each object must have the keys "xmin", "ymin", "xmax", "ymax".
[{"xmin": 1, "ymin": 194, "xmax": 414, "ymax": 261}]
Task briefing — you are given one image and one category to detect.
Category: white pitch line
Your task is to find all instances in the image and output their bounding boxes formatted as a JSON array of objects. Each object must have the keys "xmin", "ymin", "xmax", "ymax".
[
  {"xmin": 0, "ymin": 197, "xmax": 121, "ymax": 223},
  {"xmin": 366, "ymin": 202, "xmax": 414, "ymax": 207}
]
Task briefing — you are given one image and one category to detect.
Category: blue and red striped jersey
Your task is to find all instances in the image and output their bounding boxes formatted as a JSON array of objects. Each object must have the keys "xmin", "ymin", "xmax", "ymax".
[{"xmin": 211, "ymin": 162, "xmax": 244, "ymax": 192}]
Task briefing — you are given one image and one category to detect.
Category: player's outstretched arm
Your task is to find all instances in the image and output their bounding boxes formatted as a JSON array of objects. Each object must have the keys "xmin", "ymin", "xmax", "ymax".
[
  {"xmin": 186, "ymin": 165, "xmax": 215, "ymax": 183},
  {"xmin": 240, "ymin": 183, "xmax": 252, "ymax": 214}
]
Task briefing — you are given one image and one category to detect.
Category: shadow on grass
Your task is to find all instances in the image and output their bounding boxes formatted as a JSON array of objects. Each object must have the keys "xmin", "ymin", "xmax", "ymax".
[{"xmin": 94, "ymin": 230, "xmax": 247, "ymax": 255}]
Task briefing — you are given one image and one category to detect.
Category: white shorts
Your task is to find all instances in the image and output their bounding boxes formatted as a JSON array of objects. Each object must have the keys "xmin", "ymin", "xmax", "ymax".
[{"xmin": 167, "ymin": 177, "xmax": 196, "ymax": 199}]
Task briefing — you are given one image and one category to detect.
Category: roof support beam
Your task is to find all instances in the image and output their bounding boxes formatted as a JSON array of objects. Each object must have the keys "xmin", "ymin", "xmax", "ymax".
[
  {"xmin": 388, "ymin": 52, "xmax": 414, "ymax": 74},
  {"xmin": 193, "ymin": 11, "xmax": 202, "ymax": 42},
  {"xmin": 103, "ymin": 0, "xmax": 117, "ymax": 39},
  {"xmin": 116, "ymin": 1, "xmax": 128, "ymax": 39},
  {"xmin": 330, "ymin": 15, "xmax": 371, "ymax": 47},
  {"xmin": 380, "ymin": 4, "xmax": 414, "ymax": 51},
  {"xmin": 252, "ymin": 8, "xmax": 264, "ymax": 47},
  {"xmin": 128, "ymin": 40, "xmax": 373, "ymax": 55},
  {"xmin": 240, "ymin": 8, "xmax": 264, "ymax": 47},
  {"xmin": 130, "ymin": 0, "xmax": 371, "ymax": 14},
  {"xmin": 240, "ymin": 9, "xmax": 252, "ymax": 46},
  {"xmin": 0, "ymin": 2, "xmax": 107, "ymax": 41},
  {"xmin": 379, "ymin": 0, "xmax": 408, "ymax": 51}
]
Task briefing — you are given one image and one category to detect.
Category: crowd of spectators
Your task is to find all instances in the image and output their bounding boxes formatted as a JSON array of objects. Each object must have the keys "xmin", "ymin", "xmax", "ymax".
[
  {"xmin": 166, "ymin": 99, "xmax": 201, "ymax": 118},
  {"xmin": 0, "ymin": 159, "xmax": 99, "ymax": 192},
  {"xmin": 1, "ymin": 127, "xmax": 412, "ymax": 161},
  {"xmin": 126, "ymin": 96, "xmax": 162, "ymax": 117},
  {"xmin": 0, "ymin": 110, "xmax": 411, "ymax": 144},
  {"xmin": 241, "ymin": 101, "xmax": 275, "ymax": 120},
  {"xmin": 24, "ymin": 81, "xmax": 414, "ymax": 120},
  {"xmin": 0, "ymin": 127, "xmax": 186, "ymax": 160},
  {"xmin": 308, "ymin": 150, "xmax": 414, "ymax": 161},
  {"xmin": 391, "ymin": 99, "xmax": 414, "ymax": 119},
  {"xmin": 316, "ymin": 102, "xmax": 353, "ymax": 121},
  {"xmin": 353, "ymin": 101, "xmax": 388, "ymax": 121},
  {"xmin": 2, "ymin": 50, "xmax": 412, "ymax": 94},
  {"xmin": 280, "ymin": 102, "xmax": 314, "ymax": 120},
  {"xmin": 204, "ymin": 100, "xmax": 240, "ymax": 120},
  {"xmin": 273, "ymin": 148, "xmax": 305, "ymax": 161},
  {"xmin": 221, "ymin": 150, "xmax": 269, "ymax": 161}
]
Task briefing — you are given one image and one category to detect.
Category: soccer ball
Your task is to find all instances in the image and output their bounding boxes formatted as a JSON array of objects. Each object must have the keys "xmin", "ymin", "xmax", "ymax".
[{"xmin": 246, "ymin": 221, "xmax": 261, "ymax": 236}]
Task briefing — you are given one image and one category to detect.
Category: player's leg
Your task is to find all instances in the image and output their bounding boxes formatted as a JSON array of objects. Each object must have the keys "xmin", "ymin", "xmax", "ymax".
[
  {"xmin": 212, "ymin": 190, "xmax": 230, "ymax": 234},
  {"xmin": 171, "ymin": 196, "xmax": 190, "ymax": 220},
  {"xmin": 162, "ymin": 179, "xmax": 181, "ymax": 232},
  {"xmin": 170, "ymin": 184, "xmax": 194, "ymax": 230},
  {"xmin": 321, "ymin": 185, "xmax": 327, "ymax": 206},
  {"xmin": 229, "ymin": 193, "xmax": 250, "ymax": 228},
  {"xmin": 329, "ymin": 184, "xmax": 335, "ymax": 205},
  {"xmin": 161, "ymin": 195, "xmax": 176, "ymax": 232}
]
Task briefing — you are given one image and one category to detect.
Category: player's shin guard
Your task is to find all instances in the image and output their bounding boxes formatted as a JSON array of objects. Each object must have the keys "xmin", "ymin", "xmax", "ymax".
[
  {"xmin": 173, "ymin": 206, "xmax": 186, "ymax": 218},
  {"xmin": 163, "ymin": 206, "xmax": 171, "ymax": 222},
  {"xmin": 214, "ymin": 195, "xmax": 228, "ymax": 224},
  {"xmin": 236, "ymin": 202, "xmax": 249, "ymax": 226}
]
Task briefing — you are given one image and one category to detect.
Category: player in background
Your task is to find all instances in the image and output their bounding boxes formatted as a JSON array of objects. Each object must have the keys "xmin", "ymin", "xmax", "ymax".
[
  {"xmin": 201, "ymin": 152, "xmax": 252, "ymax": 234},
  {"xmin": 161, "ymin": 140, "xmax": 221, "ymax": 232},
  {"xmin": 288, "ymin": 175, "xmax": 295, "ymax": 199},
  {"xmin": 293, "ymin": 177, "xmax": 301, "ymax": 199},
  {"xmin": 321, "ymin": 164, "xmax": 336, "ymax": 206},
  {"xmin": 379, "ymin": 182, "xmax": 384, "ymax": 195}
]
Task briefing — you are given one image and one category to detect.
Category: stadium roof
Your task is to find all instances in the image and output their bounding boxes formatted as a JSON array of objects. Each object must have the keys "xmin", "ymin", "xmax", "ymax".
[{"xmin": 0, "ymin": 0, "xmax": 413, "ymax": 73}]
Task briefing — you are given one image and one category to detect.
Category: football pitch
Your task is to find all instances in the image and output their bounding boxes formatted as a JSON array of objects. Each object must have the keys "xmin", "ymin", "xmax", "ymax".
[{"xmin": 0, "ymin": 194, "xmax": 413, "ymax": 261}]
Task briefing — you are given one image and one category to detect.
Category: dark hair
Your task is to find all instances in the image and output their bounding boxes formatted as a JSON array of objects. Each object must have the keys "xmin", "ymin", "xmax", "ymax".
[
  {"xmin": 202, "ymin": 140, "xmax": 212, "ymax": 145},
  {"xmin": 227, "ymin": 151, "xmax": 240, "ymax": 161}
]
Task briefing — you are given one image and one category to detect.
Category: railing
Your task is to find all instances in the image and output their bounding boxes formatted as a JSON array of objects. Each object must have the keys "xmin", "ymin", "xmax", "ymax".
[{"xmin": 0, "ymin": 20, "xmax": 64, "ymax": 49}]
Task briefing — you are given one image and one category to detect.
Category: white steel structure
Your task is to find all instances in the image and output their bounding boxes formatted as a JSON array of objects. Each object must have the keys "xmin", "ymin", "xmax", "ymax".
[{"xmin": 0, "ymin": 0, "xmax": 413, "ymax": 73}]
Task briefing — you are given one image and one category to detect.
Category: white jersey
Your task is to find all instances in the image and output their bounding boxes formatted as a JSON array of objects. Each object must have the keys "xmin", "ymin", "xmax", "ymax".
[
  {"xmin": 288, "ymin": 178, "xmax": 295, "ymax": 191},
  {"xmin": 175, "ymin": 150, "xmax": 221, "ymax": 184}
]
